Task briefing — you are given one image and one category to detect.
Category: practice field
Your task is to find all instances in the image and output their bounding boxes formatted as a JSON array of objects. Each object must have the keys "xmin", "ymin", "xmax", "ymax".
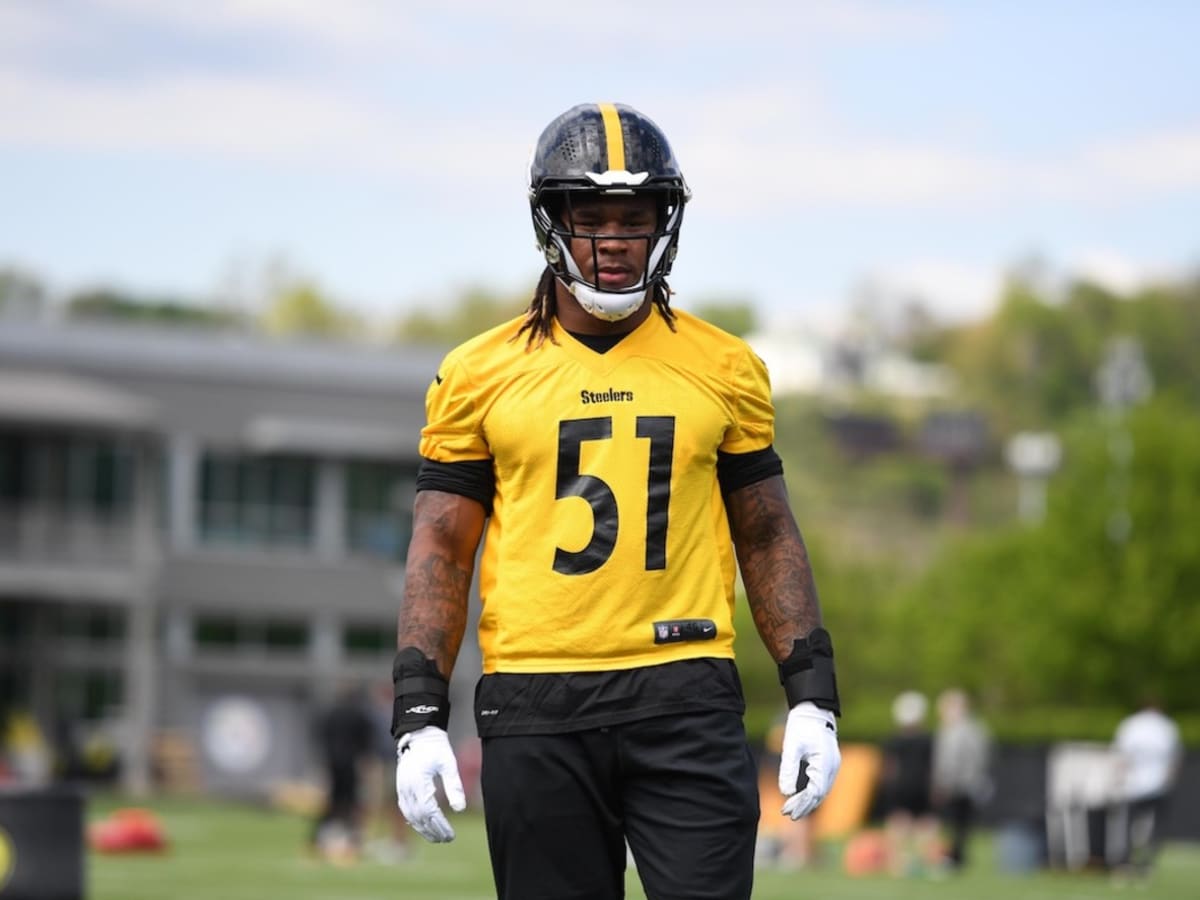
[{"xmin": 88, "ymin": 795, "xmax": 1198, "ymax": 900}]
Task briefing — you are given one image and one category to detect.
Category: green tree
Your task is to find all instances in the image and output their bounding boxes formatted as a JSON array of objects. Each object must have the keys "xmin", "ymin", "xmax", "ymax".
[
  {"xmin": 0, "ymin": 266, "xmax": 46, "ymax": 317},
  {"xmin": 392, "ymin": 286, "xmax": 530, "ymax": 345},
  {"xmin": 935, "ymin": 274, "xmax": 1200, "ymax": 433},
  {"xmin": 887, "ymin": 398, "xmax": 1200, "ymax": 716},
  {"xmin": 260, "ymin": 280, "xmax": 360, "ymax": 339},
  {"xmin": 66, "ymin": 288, "xmax": 243, "ymax": 328},
  {"xmin": 688, "ymin": 299, "xmax": 759, "ymax": 337}
]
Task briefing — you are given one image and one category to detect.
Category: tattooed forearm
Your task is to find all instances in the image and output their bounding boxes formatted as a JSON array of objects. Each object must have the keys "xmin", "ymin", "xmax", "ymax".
[
  {"xmin": 397, "ymin": 551, "xmax": 470, "ymax": 676},
  {"xmin": 396, "ymin": 490, "xmax": 485, "ymax": 677},
  {"xmin": 726, "ymin": 475, "xmax": 823, "ymax": 661}
]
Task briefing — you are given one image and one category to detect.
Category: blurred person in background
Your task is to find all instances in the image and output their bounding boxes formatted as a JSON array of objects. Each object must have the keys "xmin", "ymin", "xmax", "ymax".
[
  {"xmin": 877, "ymin": 690, "xmax": 940, "ymax": 876},
  {"xmin": 390, "ymin": 101, "xmax": 843, "ymax": 900},
  {"xmin": 931, "ymin": 688, "xmax": 992, "ymax": 872},
  {"xmin": 1110, "ymin": 696, "xmax": 1182, "ymax": 881},
  {"xmin": 755, "ymin": 711, "xmax": 819, "ymax": 870},
  {"xmin": 363, "ymin": 680, "xmax": 411, "ymax": 863},
  {"xmin": 1, "ymin": 706, "xmax": 52, "ymax": 785},
  {"xmin": 309, "ymin": 682, "xmax": 376, "ymax": 863}
]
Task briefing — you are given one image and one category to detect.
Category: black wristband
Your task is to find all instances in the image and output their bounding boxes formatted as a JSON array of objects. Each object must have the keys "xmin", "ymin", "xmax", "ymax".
[
  {"xmin": 778, "ymin": 627, "xmax": 841, "ymax": 716},
  {"xmin": 391, "ymin": 647, "xmax": 451, "ymax": 737}
]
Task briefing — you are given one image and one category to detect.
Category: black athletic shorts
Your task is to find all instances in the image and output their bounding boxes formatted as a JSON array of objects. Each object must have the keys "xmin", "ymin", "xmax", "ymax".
[{"xmin": 480, "ymin": 708, "xmax": 760, "ymax": 900}]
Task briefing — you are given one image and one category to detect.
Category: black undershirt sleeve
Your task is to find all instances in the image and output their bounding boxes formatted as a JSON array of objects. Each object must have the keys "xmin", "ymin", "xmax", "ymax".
[
  {"xmin": 716, "ymin": 445, "xmax": 784, "ymax": 496},
  {"xmin": 416, "ymin": 447, "xmax": 777, "ymax": 513},
  {"xmin": 415, "ymin": 457, "xmax": 495, "ymax": 514}
]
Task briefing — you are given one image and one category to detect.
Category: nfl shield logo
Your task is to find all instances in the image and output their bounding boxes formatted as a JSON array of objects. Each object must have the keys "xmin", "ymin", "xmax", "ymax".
[{"xmin": 656, "ymin": 624, "xmax": 669, "ymax": 640}]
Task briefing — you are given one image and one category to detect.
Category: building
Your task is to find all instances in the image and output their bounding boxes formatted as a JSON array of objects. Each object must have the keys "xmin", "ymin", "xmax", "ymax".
[
  {"xmin": 0, "ymin": 320, "xmax": 469, "ymax": 795},
  {"xmin": 746, "ymin": 331, "xmax": 954, "ymax": 401}
]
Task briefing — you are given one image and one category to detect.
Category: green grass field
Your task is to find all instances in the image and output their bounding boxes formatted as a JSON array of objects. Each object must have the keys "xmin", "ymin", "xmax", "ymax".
[{"xmin": 88, "ymin": 794, "xmax": 1199, "ymax": 900}]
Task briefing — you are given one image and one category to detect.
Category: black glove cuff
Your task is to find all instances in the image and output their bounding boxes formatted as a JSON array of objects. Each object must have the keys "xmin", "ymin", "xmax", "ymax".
[
  {"xmin": 391, "ymin": 647, "xmax": 451, "ymax": 737},
  {"xmin": 778, "ymin": 627, "xmax": 841, "ymax": 716}
]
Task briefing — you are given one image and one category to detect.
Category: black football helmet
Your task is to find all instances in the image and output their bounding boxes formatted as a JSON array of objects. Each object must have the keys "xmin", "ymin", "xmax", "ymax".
[{"xmin": 528, "ymin": 102, "xmax": 691, "ymax": 321}]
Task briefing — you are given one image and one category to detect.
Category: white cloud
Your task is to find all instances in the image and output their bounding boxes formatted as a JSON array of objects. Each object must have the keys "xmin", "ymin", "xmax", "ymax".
[
  {"xmin": 3, "ymin": 45, "xmax": 1198, "ymax": 218},
  {"xmin": 88, "ymin": 0, "xmax": 944, "ymax": 49},
  {"xmin": 1085, "ymin": 128, "xmax": 1200, "ymax": 192},
  {"xmin": 1067, "ymin": 249, "xmax": 1184, "ymax": 294},
  {"xmin": 497, "ymin": 0, "xmax": 944, "ymax": 43},
  {"xmin": 686, "ymin": 137, "xmax": 1021, "ymax": 210},
  {"xmin": 677, "ymin": 109, "xmax": 1200, "ymax": 213},
  {"xmin": 0, "ymin": 3, "xmax": 55, "ymax": 44},
  {"xmin": 89, "ymin": 0, "xmax": 411, "ymax": 48},
  {"xmin": 1, "ymin": 2, "xmax": 1196, "ymax": 218},
  {"xmin": 0, "ymin": 68, "xmax": 532, "ymax": 186}
]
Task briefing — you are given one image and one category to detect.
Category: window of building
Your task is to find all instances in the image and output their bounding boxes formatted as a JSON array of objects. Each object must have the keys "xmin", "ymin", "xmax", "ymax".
[
  {"xmin": 262, "ymin": 620, "xmax": 308, "ymax": 651},
  {"xmin": 0, "ymin": 431, "xmax": 135, "ymax": 514},
  {"xmin": 342, "ymin": 622, "xmax": 393, "ymax": 657},
  {"xmin": 193, "ymin": 615, "xmax": 240, "ymax": 649},
  {"xmin": 198, "ymin": 453, "xmax": 315, "ymax": 548},
  {"xmin": 345, "ymin": 461, "xmax": 417, "ymax": 562},
  {"xmin": 0, "ymin": 601, "xmax": 35, "ymax": 647},
  {"xmin": 0, "ymin": 666, "xmax": 30, "ymax": 711},
  {"xmin": 53, "ymin": 604, "xmax": 126, "ymax": 645},
  {"xmin": 193, "ymin": 615, "xmax": 310, "ymax": 655},
  {"xmin": 53, "ymin": 667, "xmax": 124, "ymax": 721}
]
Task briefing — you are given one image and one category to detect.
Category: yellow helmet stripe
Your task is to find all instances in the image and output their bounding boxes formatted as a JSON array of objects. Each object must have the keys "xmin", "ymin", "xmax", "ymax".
[{"xmin": 598, "ymin": 102, "xmax": 626, "ymax": 172}]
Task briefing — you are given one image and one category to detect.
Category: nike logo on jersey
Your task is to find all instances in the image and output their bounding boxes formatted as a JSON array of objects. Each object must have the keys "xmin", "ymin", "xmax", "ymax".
[
  {"xmin": 434, "ymin": 373, "xmax": 444, "ymax": 385},
  {"xmin": 581, "ymin": 387, "xmax": 634, "ymax": 404}
]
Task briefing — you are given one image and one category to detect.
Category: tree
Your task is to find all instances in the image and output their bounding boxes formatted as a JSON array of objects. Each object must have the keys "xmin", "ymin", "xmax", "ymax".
[
  {"xmin": 0, "ymin": 266, "xmax": 47, "ymax": 317},
  {"xmin": 66, "ymin": 288, "xmax": 243, "ymax": 328},
  {"xmin": 260, "ymin": 280, "xmax": 361, "ymax": 339},
  {"xmin": 392, "ymin": 286, "xmax": 530, "ymax": 345},
  {"xmin": 887, "ymin": 398, "xmax": 1200, "ymax": 715},
  {"xmin": 688, "ymin": 299, "xmax": 759, "ymax": 337}
]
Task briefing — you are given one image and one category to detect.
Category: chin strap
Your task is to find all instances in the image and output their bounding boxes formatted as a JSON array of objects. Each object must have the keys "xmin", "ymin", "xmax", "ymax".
[{"xmin": 779, "ymin": 628, "xmax": 841, "ymax": 716}]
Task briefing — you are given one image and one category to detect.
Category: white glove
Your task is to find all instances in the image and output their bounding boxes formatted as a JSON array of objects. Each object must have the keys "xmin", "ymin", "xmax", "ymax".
[
  {"xmin": 778, "ymin": 701, "xmax": 841, "ymax": 820},
  {"xmin": 395, "ymin": 726, "xmax": 466, "ymax": 842}
]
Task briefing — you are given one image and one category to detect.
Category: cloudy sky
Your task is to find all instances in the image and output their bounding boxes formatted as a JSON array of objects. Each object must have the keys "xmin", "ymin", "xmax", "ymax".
[{"xmin": 2, "ymin": 0, "xmax": 1198, "ymax": 330}]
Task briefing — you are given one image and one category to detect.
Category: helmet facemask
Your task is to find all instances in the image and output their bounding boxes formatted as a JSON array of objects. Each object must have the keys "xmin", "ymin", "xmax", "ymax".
[{"xmin": 531, "ymin": 180, "xmax": 686, "ymax": 322}]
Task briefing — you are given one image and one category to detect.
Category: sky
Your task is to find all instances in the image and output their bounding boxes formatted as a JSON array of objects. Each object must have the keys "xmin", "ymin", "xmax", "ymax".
[{"xmin": 2, "ymin": 0, "xmax": 1199, "ymax": 333}]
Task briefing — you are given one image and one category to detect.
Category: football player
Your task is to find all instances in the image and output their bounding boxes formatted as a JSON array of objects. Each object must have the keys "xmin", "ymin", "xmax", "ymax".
[{"xmin": 392, "ymin": 102, "xmax": 842, "ymax": 900}]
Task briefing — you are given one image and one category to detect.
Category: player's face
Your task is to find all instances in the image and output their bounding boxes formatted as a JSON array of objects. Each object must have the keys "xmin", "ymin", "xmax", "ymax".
[{"xmin": 563, "ymin": 195, "xmax": 657, "ymax": 293}]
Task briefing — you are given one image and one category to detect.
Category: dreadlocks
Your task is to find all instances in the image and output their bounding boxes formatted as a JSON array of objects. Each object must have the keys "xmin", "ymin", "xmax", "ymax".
[{"xmin": 511, "ymin": 267, "xmax": 677, "ymax": 349}]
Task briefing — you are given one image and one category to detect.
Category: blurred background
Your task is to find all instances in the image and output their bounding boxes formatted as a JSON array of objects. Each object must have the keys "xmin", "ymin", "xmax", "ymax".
[{"xmin": 1, "ymin": 1, "xmax": 1198, "ymax": 897}]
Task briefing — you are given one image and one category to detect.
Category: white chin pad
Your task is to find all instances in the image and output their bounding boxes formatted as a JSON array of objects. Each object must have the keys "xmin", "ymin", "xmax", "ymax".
[
  {"xmin": 567, "ymin": 280, "xmax": 648, "ymax": 321},
  {"xmin": 554, "ymin": 242, "xmax": 649, "ymax": 322}
]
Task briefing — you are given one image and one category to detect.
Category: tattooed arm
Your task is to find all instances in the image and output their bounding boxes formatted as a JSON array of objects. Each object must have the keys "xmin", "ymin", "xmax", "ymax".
[
  {"xmin": 393, "ymin": 489, "xmax": 486, "ymax": 842},
  {"xmin": 728, "ymin": 473, "xmax": 842, "ymax": 818},
  {"xmin": 725, "ymin": 474, "xmax": 823, "ymax": 662},
  {"xmin": 397, "ymin": 489, "xmax": 487, "ymax": 678}
]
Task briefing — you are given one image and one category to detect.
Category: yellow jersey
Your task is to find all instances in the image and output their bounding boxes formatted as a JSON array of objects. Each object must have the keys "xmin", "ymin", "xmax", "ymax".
[{"xmin": 419, "ymin": 308, "xmax": 775, "ymax": 674}]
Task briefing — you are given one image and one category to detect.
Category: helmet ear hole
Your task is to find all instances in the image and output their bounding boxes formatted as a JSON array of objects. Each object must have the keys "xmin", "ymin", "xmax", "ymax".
[{"xmin": 541, "ymin": 194, "xmax": 565, "ymax": 224}]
